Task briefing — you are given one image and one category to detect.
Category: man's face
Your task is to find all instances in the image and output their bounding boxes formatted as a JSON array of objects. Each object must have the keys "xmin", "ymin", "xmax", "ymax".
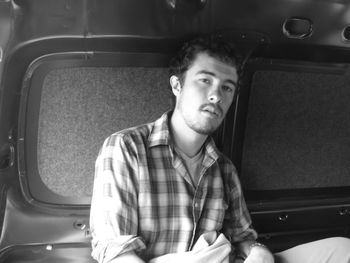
[{"xmin": 171, "ymin": 52, "xmax": 238, "ymax": 135}]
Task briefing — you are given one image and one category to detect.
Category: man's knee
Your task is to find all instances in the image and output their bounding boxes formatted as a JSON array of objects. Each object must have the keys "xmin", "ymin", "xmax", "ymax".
[
  {"xmin": 318, "ymin": 237, "xmax": 350, "ymax": 261},
  {"xmin": 275, "ymin": 237, "xmax": 350, "ymax": 263},
  {"xmin": 326, "ymin": 237, "xmax": 350, "ymax": 251}
]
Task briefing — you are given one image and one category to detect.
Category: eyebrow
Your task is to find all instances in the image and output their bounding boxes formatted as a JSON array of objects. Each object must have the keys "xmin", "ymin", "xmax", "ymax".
[{"xmin": 196, "ymin": 70, "xmax": 238, "ymax": 87}]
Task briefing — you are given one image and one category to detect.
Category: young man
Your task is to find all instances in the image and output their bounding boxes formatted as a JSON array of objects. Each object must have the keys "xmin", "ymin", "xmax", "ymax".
[{"xmin": 90, "ymin": 37, "xmax": 350, "ymax": 263}]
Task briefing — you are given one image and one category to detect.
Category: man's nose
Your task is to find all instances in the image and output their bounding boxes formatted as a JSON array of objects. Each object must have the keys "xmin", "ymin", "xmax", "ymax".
[{"xmin": 208, "ymin": 85, "xmax": 222, "ymax": 104}]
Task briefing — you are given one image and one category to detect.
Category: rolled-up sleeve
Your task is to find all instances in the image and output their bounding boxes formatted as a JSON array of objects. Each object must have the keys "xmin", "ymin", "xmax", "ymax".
[
  {"xmin": 90, "ymin": 134, "xmax": 146, "ymax": 263},
  {"xmin": 221, "ymin": 165, "xmax": 258, "ymax": 244},
  {"xmin": 229, "ymin": 182, "xmax": 257, "ymax": 243}
]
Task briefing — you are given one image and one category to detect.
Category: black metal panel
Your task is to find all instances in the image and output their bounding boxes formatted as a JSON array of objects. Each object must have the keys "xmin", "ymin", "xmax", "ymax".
[{"xmin": 253, "ymin": 205, "xmax": 350, "ymax": 252}]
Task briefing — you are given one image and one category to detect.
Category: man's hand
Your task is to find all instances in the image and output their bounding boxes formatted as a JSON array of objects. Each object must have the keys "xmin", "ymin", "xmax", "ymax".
[
  {"xmin": 235, "ymin": 240, "xmax": 274, "ymax": 263},
  {"xmin": 244, "ymin": 245, "xmax": 274, "ymax": 263}
]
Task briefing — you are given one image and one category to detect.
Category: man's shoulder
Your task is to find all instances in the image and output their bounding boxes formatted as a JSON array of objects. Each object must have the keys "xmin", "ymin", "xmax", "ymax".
[
  {"xmin": 102, "ymin": 112, "xmax": 170, "ymax": 150},
  {"xmin": 106, "ymin": 122, "xmax": 154, "ymax": 146},
  {"xmin": 217, "ymin": 152, "xmax": 236, "ymax": 170}
]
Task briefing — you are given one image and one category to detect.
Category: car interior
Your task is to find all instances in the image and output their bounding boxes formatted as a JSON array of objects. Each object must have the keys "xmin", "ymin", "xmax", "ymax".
[{"xmin": 0, "ymin": 0, "xmax": 350, "ymax": 262}]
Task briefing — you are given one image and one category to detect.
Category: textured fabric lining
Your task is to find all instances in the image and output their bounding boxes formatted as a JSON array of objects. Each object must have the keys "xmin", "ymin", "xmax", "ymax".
[
  {"xmin": 241, "ymin": 70, "xmax": 350, "ymax": 190},
  {"xmin": 38, "ymin": 67, "xmax": 172, "ymax": 197}
]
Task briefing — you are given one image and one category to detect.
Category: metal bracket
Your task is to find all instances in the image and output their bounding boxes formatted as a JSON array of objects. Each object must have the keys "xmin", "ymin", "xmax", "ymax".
[
  {"xmin": 0, "ymin": 143, "xmax": 15, "ymax": 170},
  {"xmin": 165, "ymin": 0, "xmax": 207, "ymax": 11}
]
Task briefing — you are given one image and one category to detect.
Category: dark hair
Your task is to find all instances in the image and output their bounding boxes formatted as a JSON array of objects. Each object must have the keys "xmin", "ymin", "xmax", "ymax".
[{"xmin": 169, "ymin": 35, "xmax": 241, "ymax": 83}]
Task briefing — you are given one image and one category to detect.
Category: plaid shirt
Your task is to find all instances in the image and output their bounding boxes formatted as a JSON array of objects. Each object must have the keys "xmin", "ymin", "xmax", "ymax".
[{"xmin": 90, "ymin": 111, "xmax": 257, "ymax": 262}]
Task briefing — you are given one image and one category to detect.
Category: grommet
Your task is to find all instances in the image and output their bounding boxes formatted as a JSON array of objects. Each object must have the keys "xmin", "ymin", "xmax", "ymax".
[
  {"xmin": 283, "ymin": 17, "xmax": 313, "ymax": 39},
  {"xmin": 73, "ymin": 220, "xmax": 87, "ymax": 230},
  {"xmin": 342, "ymin": 26, "xmax": 350, "ymax": 41}
]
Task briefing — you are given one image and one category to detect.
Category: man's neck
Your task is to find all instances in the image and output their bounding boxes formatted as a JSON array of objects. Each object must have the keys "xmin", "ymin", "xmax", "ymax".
[{"xmin": 170, "ymin": 111, "xmax": 207, "ymax": 157}]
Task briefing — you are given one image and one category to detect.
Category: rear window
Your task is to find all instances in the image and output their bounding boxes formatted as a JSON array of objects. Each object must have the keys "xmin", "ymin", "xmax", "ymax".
[
  {"xmin": 234, "ymin": 60, "xmax": 350, "ymax": 202},
  {"xmin": 19, "ymin": 52, "xmax": 172, "ymax": 205}
]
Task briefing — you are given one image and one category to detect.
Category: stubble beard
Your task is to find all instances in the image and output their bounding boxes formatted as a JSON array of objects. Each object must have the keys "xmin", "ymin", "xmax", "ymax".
[
  {"xmin": 176, "ymin": 94, "xmax": 225, "ymax": 135},
  {"xmin": 182, "ymin": 109, "xmax": 223, "ymax": 135}
]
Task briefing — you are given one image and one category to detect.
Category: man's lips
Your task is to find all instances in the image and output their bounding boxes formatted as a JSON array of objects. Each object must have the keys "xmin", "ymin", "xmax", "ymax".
[{"xmin": 200, "ymin": 104, "xmax": 223, "ymax": 118}]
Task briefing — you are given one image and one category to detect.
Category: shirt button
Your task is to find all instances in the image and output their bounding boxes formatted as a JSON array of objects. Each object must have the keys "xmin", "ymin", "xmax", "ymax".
[{"xmin": 194, "ymin": 202, "xmax": 199, "ymax": 208}]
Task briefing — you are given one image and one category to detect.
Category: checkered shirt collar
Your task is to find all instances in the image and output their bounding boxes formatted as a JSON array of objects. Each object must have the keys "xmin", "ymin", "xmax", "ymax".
[{"xmin": 148, "ymin": 111, "xmax": 220, "ymax": 161}]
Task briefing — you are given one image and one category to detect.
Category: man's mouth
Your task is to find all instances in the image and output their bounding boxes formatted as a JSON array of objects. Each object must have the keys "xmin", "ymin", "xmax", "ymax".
[{"xmin": 200, "ymin": 104, "xmax": 223, "ymax": 118}]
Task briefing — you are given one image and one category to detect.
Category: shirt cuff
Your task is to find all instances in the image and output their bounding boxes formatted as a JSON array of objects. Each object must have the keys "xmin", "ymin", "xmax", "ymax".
[{"xmin": 92, "ymin": 235, "xmax": 147, "ymax": 263}]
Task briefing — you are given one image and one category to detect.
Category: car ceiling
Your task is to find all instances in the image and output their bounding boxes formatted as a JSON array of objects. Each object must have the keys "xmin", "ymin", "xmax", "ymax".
[{"xmin": 0, "ymin": 0, "xmax": 348, "ymax": 46}]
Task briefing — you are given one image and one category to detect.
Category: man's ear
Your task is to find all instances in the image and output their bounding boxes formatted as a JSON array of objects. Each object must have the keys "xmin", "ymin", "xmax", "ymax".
[{"xmin": 170, "ymin": 75, "xmax": 181, "ymax": 96}]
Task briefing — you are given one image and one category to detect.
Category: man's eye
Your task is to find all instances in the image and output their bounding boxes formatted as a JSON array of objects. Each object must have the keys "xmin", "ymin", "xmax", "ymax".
[
  {"xmin": 199, "ymin": 78, "xmax": 210, "ymax": 84},
  {"xmin": 222, "ymin": 85, "xmax": 234, "ymax": 92}
]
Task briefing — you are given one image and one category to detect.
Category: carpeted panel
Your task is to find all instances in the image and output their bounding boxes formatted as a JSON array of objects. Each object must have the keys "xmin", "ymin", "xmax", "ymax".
[
  {"xmin": 241, "ymin": 70, "xmax": 350, "ymax": 190},
  {"xmin": 38, "ymin": 67, "xmax": 172, "ymax": 197}
]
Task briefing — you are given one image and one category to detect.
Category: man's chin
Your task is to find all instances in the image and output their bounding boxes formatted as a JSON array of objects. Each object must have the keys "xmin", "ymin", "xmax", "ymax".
[
  {"xmin": 184, "ymin": 114, "xmax": 223, "ymax": 135},
  {"xmin": 191, "ymin": 123, "xmax": 220, "ymax": 135}
]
